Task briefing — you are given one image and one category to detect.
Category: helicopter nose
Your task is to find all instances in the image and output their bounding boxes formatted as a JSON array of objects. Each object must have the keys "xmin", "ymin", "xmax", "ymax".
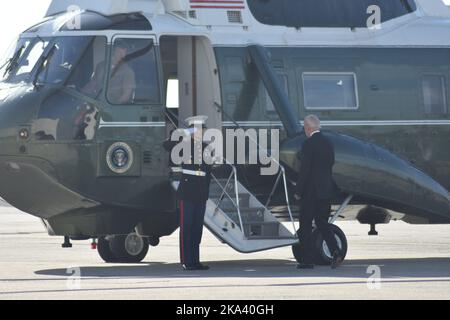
[{"xmin": 0, "ymin": 85, "xmax": 44, "ymax": 155}]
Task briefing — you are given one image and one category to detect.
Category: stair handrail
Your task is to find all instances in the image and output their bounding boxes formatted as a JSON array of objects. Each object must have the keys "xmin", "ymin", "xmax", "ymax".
[
  {"xmin": 263, "ymin": 166, "xmax": 297, "ymax": 237},
  {"xmin": 210, "ymin": 159, "xmax": 244, "ymax": 236},
  {"xmin": 213, "ymin": 102, "xmax": 298, "ymax": 237},
  {"xmin": 214, "ymin": 101, "xmax": 284, "ymax": 167}
]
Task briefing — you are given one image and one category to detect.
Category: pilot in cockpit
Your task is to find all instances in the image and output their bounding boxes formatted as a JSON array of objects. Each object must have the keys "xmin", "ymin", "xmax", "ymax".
[{"xmin": 82, "ymin": 39, "xmax": 136, "ymax": 104}]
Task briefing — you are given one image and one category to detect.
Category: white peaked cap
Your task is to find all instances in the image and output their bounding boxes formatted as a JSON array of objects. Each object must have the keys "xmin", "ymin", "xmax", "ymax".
[
  {"xmin": 183, "ymin": 128, "xmax": 198, "ymax": 136},
  {"xmin": 186, "ymin": 115, "xmax": 208, "ymax": 127}
]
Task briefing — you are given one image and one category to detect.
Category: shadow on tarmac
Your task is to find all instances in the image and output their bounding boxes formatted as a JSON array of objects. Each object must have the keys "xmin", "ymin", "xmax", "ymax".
[{"xmin": 34, "ymin": 257, "xmax": 450, "ymax": 280}]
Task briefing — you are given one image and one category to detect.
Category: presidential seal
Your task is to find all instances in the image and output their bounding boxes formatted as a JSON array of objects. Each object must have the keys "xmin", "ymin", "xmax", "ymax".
[{"xmin": 106, "ymin": 142, "xmax": 134, "ymax": 174}]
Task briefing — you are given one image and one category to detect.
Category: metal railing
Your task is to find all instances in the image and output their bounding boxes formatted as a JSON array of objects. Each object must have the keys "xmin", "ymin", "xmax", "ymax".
[
  {"xmin": 211, "ymin": 161, "xmax": 244, "ymax": 236},
  {"xmin": 213, "ymin": 102, "xmax": 298, "ymax": 237},
  {"xmin": 264, "ymin": 166, "xmax": 297, "ymax": 237}
]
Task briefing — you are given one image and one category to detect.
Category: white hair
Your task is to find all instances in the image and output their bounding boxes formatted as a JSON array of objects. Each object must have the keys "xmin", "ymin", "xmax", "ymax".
[{"xmin": 304, "ymin": 115, "xmax": 321, "ymax": 131}]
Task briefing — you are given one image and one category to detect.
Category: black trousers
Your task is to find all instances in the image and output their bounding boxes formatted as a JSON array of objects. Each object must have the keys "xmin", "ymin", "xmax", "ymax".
[
  {"xmin": 298, "ymin": 198, "xmax": 339, "ymax": 264},
  {"xmin": 179, "ymin": 200, "xmax": 206, "ymax": 266}
]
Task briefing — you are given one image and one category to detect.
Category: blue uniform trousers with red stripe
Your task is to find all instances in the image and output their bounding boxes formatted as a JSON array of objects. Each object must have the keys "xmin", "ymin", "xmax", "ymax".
[{"xmin": 179, "ymin": 200, "xmax": 207, "ymax": 267}]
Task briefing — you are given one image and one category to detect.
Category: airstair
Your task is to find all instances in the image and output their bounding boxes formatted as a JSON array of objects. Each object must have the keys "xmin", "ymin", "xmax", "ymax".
[{"xmin": 170, "ymin": 162, "xmax": 299, "ymax": 253}]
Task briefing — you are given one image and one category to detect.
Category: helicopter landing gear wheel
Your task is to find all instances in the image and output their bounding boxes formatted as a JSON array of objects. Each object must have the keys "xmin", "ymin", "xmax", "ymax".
[
  {"xmin": 313, "ymin": 225, "xmax": 347, "ymax": 265},
  {"xmin": 97, "ymin": 233, "xmax": 149, "ymax": 263},
  {"xmin": 292, "ymin": 225, "xmax": 347, "ymax": 266},
  {"xmin": 97, "ymin": 236, "xmax": 117, "ymax": 263}
]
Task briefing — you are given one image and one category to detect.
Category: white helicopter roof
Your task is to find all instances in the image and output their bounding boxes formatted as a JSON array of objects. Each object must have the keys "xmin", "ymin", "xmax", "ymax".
[
  {"xmin": 37, "ymin": 0, "xmax": 450, "ymax": 48},
  {"xmin": 46, "ymin": 0, "xmax": 165, "ymax": 17},
  {"xmin": 45, "ymin": 0, "xmax": 450, "ymax": 18},
  {"xmin": 416, "ymin": 0, "xmax": 450, "ymax": 18}
]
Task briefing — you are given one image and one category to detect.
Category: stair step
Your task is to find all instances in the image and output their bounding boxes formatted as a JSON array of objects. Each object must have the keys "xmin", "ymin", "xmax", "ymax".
[
  {"xmin": 243, "ymin": 221, "xmax": 280, "ymax": 238},
  {"xmin": 215, "ymin": 179, "xmax": 232, "ymax": 184},
  {"xmin": 213, "ymin": 194, "xmax": 251, "ymax": 210},
  {"xmin": 221, "ymin": 207, "xmax": 266, "ymax": 224},
  {"xmin": 247, "ymin": 236, "xmax": 297, "ymax": 240},
  {"xmin": 209, "ymin": 182, "xmax": 236, "ymax": 196},
  {"xmin": 222, "ymin": 206, "xmax": 265, "ymax": 214}
]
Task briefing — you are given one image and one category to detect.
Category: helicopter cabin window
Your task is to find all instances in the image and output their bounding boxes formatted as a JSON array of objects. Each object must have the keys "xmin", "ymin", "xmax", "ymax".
[
  {"xmin": 265, "ymin": 74, "xmax": 288, "ymax": 117},
  {"xmin": 247, "ymin": 0, "xmax": 416, "ymax": 28},
  {"xmin": 303, "ymin": 73, "xmax": 358, "ymax": 110},
  {"xmin": 422, "ymin": 75, "xmax": 447, "ymax": 115},
  {"xmin": 107, "ymin": 38, "xmax": 159, "ymax": 105}
]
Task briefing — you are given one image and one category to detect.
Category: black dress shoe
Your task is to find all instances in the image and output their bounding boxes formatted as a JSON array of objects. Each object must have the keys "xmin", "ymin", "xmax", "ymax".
[
  {"xmin": 182, "ymin": 264, "xmax": 197, "ymax": 271},
  {"xmin": 195, "ymin": 264, "xmax": 210, "ymax": 271},
  {"xmin": 297, "ymin": 264, "xmax": 315, "ymax": 269},
  {"xmin": 331, "ymin": 251, "xmax": 343, "ymax": 269}
]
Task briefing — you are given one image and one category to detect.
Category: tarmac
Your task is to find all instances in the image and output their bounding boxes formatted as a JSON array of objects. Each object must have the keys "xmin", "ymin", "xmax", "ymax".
[{"xmin": 0, "ymin": 203, "xmax": 450, "ymax": 300}]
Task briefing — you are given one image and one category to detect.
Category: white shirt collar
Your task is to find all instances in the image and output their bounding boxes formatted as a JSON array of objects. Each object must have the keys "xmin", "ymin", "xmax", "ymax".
[{"xmin": 311, "ymin": 130, "xmax": 321, "ymax": 137}]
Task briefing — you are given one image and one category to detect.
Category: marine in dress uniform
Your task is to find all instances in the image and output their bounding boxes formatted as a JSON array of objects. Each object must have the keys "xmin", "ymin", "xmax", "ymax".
[{"xmin": 164, "ymin": 116, "xmax": 212, "ymax": 271}]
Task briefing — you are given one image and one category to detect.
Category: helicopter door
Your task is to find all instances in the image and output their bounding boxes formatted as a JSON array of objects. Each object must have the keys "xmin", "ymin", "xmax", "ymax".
[
  {"xmin": 101, "ymin": 35, "xmax": 162, "ymax": 123},
  {"xmin": 96, "ymin": 35, "xmax": 167, "ymax": 178},
  {"xmin": 160, "ymin": 36, "xmax": 222, "ymax": 130}
]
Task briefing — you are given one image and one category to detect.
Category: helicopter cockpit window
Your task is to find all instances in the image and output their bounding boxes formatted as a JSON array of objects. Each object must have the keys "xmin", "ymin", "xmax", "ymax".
[
  {"xmin": 65, "ymin": 37, "xmax": 107, "ymax": 98},
  {"xmin": 0, "ymin": 38, "xmax": 31, "ymax": 82},
  {"xmin": 106, "ymin": 38, "xmax": 159, "ymax": 105},
  {"xmin": 1, "ymin": 38, "xmax": 49, "ymax": 84},
  {"xmin": 15, "ymin": 40, "xmax": 48, "ymax": 79},
  {"xmin": 36, "ymin": 37, "xmax": 98, "ymax": 86},
  {"xmin": 33, "ymin": 36, "xmax": 107, "ymax": 142}
]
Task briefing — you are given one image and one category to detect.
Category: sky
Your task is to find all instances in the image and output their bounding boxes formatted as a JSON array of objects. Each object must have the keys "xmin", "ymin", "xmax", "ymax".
[{"xmin": 0, "ymin": 1, "xmax": 51, "ymax": 57}]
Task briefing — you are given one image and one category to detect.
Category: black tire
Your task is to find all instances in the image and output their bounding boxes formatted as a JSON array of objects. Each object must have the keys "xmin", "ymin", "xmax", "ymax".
[
  {"xmin": 313, "ymin": 224, "xmax": 347, "ymax": 266},
  {"xmin": 97, "ymin": 236, "xmax": 117, "ymax": 263},
  {"xmin": 291, "ymin": 225, "xmax": 348, "ymax": 265},
  {"xmin": 109, "ymin": 233, "xmax": 149, "ymax": 263}
]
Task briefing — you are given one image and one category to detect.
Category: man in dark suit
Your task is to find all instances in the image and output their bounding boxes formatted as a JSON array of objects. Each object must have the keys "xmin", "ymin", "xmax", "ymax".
[{"xmin": 295, "ymin": 115, "xmax": 342, "ymax": 270}]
